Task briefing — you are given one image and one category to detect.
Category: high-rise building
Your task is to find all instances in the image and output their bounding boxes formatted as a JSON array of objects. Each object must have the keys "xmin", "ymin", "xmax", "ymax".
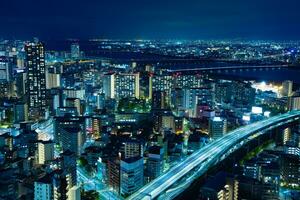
[
  {"xmin": 152, "ymin": 91, "xmax": 168, "ymax": 110},
  {"xmin": 120, "ymin": 157, "xmax": 144, "ymax": 196},
  {"xmin": 152, "ymin": 74, "xmax": 173, "ymax": 94},
  {"xmin": 103, "ymin": 73, "xmax": 115, "ymax": 99},
  {"xmin": 54, "ymin": 116, "xmax": 86, "ymax": 156},
  {"xmin": 288, "ymin": 91, "xmax": 300, "ymax": 111},
  {"xmin": 281, "ymin": 80, "xmax": 293, "ymax": 97},
  {"xmin": 107, "ymin": 159, "xmax": 121, "ymax": 194},
  {"xmin": 182, "ymin": 87, "xmax": 214, "ymax": 117},
  {"xmin": 146, "ymin": 146, "xmax": 164, "ymax": 181},
  {"xmin": 65, "ymin": 98, "xmax": 81, "ymax": 116},
  {"xmin": 38, "ymin": 141, "xmax": 54, "ymax": 165},
  {"xmin": 60, "ymin": 150, "xmax": 77, "ymax": 188},
  {"xmin": 0, "ymin": 56, "xmax": 12, "ymax": 82},
  {"xmin": 209, "ymin": 117, "xmax": 227, "ymax": 140},
  {"xmin": 199, "ymin": 172, "xmax": 239, "ymax": 200},
  {"xmin": 13, "ymin": 103, "xmax": 28, "ymax": 123},
  {"xmin": 25, "ymin": 42, "xmax": 46, "ymax": 118},
  {"xmin": 67, "ymin": 186, "xmax": 81, "ymax": 200},
  {"xmin": 46, "ymin": 71, "xmax": 61, "ymax": 89},
  {"xmin": 115, "ymin": 73, "xmax": 140, "ymax": 99},
  {"xmin": 120, "ymin": 139, "xmax": 143, "ymax": 159},
  {"xmin": 71, "ymin": 43, "xmax": 80, "ymax": 59},
  {"xmin": 175, "ymin": 74, "xmax": 206, "ymax": 89},
  {"xmin": 34, "ymin": 175, "xmax": 53, "ymax": 200}
]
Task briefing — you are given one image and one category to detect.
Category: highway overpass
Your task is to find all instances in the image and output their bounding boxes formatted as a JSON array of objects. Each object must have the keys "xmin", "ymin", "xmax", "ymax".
[{"xmin": 128, "ymin": 110, "xmax": 300, "ymax": 200}]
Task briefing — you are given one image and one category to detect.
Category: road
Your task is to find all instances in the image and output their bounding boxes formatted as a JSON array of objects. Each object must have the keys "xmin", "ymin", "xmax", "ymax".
[{"xmin": 128, "ymin": 111, "xmax": 300, "ymax": 200}]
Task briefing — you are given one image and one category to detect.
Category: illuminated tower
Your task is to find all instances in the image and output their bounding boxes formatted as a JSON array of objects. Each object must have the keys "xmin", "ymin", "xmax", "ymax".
[{"xmin": 25, "ymin": 42, "xmax": 46, "ymax": 119}]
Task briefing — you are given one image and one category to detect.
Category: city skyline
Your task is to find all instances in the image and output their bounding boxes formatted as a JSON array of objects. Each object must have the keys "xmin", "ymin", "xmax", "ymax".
[{"xmin": 0, "ymin": 1, "xmax": 300, "ymax": 200}]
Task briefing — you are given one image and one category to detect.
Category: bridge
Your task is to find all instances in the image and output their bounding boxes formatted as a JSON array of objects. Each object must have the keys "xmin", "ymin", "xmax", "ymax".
[
  {"xmin": 127, "ymin": 110, "xmax": 300, "ymax": 200},
  {"xmin": 167, "ymin": 64, "xmax": 289, "ymax": 74}
]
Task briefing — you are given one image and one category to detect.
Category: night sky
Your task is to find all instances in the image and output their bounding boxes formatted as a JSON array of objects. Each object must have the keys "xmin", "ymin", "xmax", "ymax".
[{"xmin": 1, "ymin": 0, "xmax": 300, "ymax": 40}]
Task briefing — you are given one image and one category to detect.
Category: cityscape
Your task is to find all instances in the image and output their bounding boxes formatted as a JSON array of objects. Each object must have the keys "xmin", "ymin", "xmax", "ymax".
[{"xmin": 1, "ymin": 1, "xmax": 300, "ymax": 200}]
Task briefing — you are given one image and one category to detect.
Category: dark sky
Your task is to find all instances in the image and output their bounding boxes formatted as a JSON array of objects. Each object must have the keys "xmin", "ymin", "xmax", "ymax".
[{"xmin": 1, "ymin": 0, "xmax": 300, "ymax": 40}]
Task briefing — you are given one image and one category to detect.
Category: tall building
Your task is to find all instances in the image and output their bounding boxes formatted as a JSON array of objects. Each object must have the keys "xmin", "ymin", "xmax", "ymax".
[
  {"xmin": 0, "ymin": 56, "xmax": 12, "ymax": 82},
  {"xmin": 152, "ymin": 91, "xmax": 168, "ymax": 110},
  {"xmin": 13, "ymin": 103, "xmax": 28, "ymax": 123},
  {"xmin": 103, "ymin": 73, "xmax": 115, "ymax": 99},
  {"xmin": 175, "ymin": 74, "xmax": 206, "ymax": 89},
  {"xmin": 152, "ymin": 74, "xmax": 173, "ymax": 94},
  {"xmin": 60, "ymin": 151, "xmax": 77, "ymax": 188},
  {"xmin": 115, "ymin": 73, "xmax": 140, "ymax": 99},
  {"xmin": 281, "ymin": 80, "xmax": 293, "ymax": 97},
  {"xmin": 146, "ymin": 146, "xmax": 164, "ymax": 181},
  {"xmin": 120, "ymin": 157, "xmax": 144, "ymax": 196},
  {"xmin": 182, "ymin": 87, "xmax": 214, "ymax": 117},
  {"xmin": 34, "ymin": 175, "xmax": 53, "ymax": 200},
  {"xmin": 38, "ymin": 141, "xmax": 54, "ymax": 165},
  {"xmin": 199, "ymin": 172, "xmax": 239, "ymax": 200},
  {"xmin": 120, "ymin": 139, "xmax": 143, "ymax": 159},
  {"xmin": 288, "ymin": 91, "xmax": 300, "ymax": 111},
  {"xmin": 67, "ymin": 186, "xmax": 81, "ymax": 200},
  {"xmin": 209, "ymin": 117, "xmax": 227, "ymax": 140},
  {"xmin": 71, "ymin": 43, "xmax": 80, "ymax": 59},
  {"xmin": 54, "ymin": 116, "xmax": 86, "ymax": 156},
  {"xmin": 25, "ymin": 42, "xmax": 46, "ymax": 118},
  {"xmin": 107, "ymin": 159, "xmax": 121, "ymax": 194}
]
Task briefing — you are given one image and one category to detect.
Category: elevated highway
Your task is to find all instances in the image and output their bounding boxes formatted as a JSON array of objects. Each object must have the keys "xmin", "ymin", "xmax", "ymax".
[{"xmin": 128, "ymin": 111, "xmax": 300, "ymax": 200}]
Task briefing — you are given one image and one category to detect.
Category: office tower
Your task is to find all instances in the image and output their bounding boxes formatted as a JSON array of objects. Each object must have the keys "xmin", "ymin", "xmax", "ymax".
[
  {"xmin": 120, "ymin": 139, "xmax": 143, "ymax": 159},
  {"xmin": 182, "ymin": 87, "xmax": 214, "ymax": 117},
  {"xmin": 288, "ymin": 91, "xmax": 300, "ymax": 110},
  {"xmin": 0, "ymin": 57, "xmax": 12, "ymax": 98},
  {"xmin": 152, "ymin": 74, "xmax": 173, "ymax": 94},
  {"xmin": 60, "ymin": 127, "xmax": 85, "ymax": 156},
  {"xmin": 34, "ymin": 175, "xmax": 53, "ymax": 200},
  {"xmin": 25, "ymin": 42, "xmax": 46, "ymax": 118},
  {"xmin": 63, "ymin": 88, "xmax": 85, "ymax": 100},
  {"xmin": 280, "ymin": 154, "xmax": 300, "ymax": 187},
  {"xmin": 146, "ymin": 146, "xmax": 164, "ymax": 181},
  {"xmin": 38, "ymin": 141, "xmax": 54, "ymax": 165},
  {"xmin": 13, "ymin": 103, "xmax": 28, "ymax": 123},
  {"xmin": 115, "ymin": 73, "xmax": 140, "ymax": 99},
  {"xmin": 53, "ymin": 170, "xmax": 68, "ymax": 200},
  {"xmin": 15, "ymin": 70, "xmax": 27, "ymax": 97},
  {"xmin": 139, "ymin": 72, "xmax": 152, "ymax": 99},
  {"xmin": 67, "ymin": 186, "xmax": 81, "ymax": 200},
  {"xmin": 215, "ymin": 81, "xmax": 232, "ymax": 104},
  {"xmin": 120, "ymin": 157, "xmax": 144, "ymax": 196},
  {"xmin": 161, "ymin": 114, "xmax": 175, "ymax": 132},
  {"xmin": 71, "ymin": 43, "xmax": 80, "ymax": 59},
  {"xmin": 152, "ymin": 91, "xmax": 168, "ymax": 110},
  {"xmin": 91, "ymin": 116, "xmax": 101, "ymax": 139},
  {"xmin": 95, "ymin": 93, "xmax": 105, "ymax": 109},
  {"xmin": 103, "ymin": 72, "xmax": 115, "ymax": 99},
  {"xmin": 54, "ymin": 116, "xmax": 86, "ymax": 156},
  {"xmin": 107, "ymin": 159, "xmax": 121, "ymax": 194},
  {"xmin": 209, "ymin": 117, "xmax": 227, "ymax": 140},
  {"xmin": 0, "ymin": 56, "xmax": 12, "ymax": 82},
  {"xmin": 281, "ymin": 80, "xmax": 293, "ymax": 97},
  {"xmin": 199, "ymin": 172, "xmax": 238, "ymax": 200},
  {"xmin": 65, "ymin": 98, "xmax": 81, "ymax": 115},
  {"xmin": 60, "ymin": 151, "xmax": 77, "ymax": 188},
  {"xmin": 175, "ymin": 74, "xmax": 206, "ymax": 89},
  {"xmin": 46, "ymin": 71, "xmax": 61, "ymax": 89},
  {"xmin": 229, "ymin": 81, "xmax": 255, "ymax": 107},
  {"xmin": 283, "ymin": 127, "xmax": 292, "ymax": 145}
]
